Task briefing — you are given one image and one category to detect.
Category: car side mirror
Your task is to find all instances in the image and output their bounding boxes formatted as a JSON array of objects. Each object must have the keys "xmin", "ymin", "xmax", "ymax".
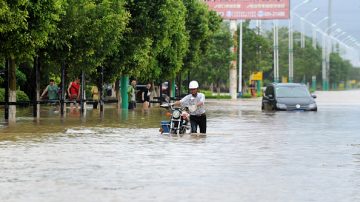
[{"xmin": 311, "ymin": 94, "xmax": 317, "ymax": 99}]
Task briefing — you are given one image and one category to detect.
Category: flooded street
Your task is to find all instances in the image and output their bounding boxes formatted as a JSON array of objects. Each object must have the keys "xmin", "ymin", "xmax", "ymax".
[{"xmin": 1, "ymin": 90, "xmax": 360, "ymax": 202}]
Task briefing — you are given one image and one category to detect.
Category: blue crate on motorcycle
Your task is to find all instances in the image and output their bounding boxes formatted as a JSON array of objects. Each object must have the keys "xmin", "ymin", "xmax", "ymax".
[{"xmin": 161, "ymin": 121, "xmax": 170, "ymax": 133}]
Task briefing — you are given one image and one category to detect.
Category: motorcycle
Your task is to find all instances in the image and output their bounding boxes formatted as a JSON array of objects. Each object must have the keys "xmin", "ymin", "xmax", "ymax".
[{"xmin": 160, "ymin": 102, "xmax": 190, "ymax": 136}]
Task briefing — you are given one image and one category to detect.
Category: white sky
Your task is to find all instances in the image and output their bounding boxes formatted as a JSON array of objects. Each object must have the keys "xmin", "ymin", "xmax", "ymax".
[
  {"xmin": 294, "ymin": 0, "xmax": 360, "ymax": 38},
  {"xmin": 257, "ymin": 0, "xmax": 360, "ymax": 66}
]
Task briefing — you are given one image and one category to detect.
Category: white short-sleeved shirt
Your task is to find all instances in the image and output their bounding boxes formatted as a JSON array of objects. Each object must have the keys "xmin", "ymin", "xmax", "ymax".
[{"xmin": 180, "ymin": 93, "xmax": 205, "ymax": 115}]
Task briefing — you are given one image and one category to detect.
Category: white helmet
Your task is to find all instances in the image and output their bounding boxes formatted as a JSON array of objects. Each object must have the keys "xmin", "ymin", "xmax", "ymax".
[{"xmin": 189, "ymin": 80, "xmax": 199, "ymax": 89}]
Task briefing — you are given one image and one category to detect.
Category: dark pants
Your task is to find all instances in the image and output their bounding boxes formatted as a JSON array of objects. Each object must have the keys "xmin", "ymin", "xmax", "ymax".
[
  {"xmin": 128, "ymin": 101, "xmax": 136, "ymax": 109},
  {"xmin": 93, "ymin": 101, "xmax": 98, "ymax": 109},
  {"xmin": 190, "ymin": 114, "xmax": 207, "ymax": 133}
]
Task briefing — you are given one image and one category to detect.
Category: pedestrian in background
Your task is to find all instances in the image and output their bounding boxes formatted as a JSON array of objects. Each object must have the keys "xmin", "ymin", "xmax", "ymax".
[
  {"xmin": 141, "ymin": 82, "xmax": 151, "ymax": 109},
  {"xmin": 67, "ymin": 77, "xmax": 81, "ymax": 110},
  {"xmin": 128, "ymin": 79, "xmax": 137, "ymax": 109},
  {"xmin": 40, "ymin": 79, "xmax": 60, "ymax": 112},
  {"xmin": 91, "ymin": 85, "xmax": 100, "ymax": 109}
]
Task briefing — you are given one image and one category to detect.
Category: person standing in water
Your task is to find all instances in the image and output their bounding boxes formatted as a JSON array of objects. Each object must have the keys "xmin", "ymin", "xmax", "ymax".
[{"xmin": 174, "ymin": 80, "xmax": 206, "ymax": 134}]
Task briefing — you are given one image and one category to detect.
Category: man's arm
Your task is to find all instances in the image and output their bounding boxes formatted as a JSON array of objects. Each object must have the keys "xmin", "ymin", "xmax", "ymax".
[
  {"xmin": 77, "ymin": 84, "xmax": 81, "ymax": 99},
  {"xmin": 67, "ymin": 82, "xmax": 72, "ymax": 96},
  {"xmin": 40, "ymin": 86, "xmax": 49, "ymax": 99}
]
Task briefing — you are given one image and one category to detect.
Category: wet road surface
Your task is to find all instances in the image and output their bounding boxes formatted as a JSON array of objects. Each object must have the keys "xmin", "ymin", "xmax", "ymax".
[{"xmin": 0, "ymin": 90, "xmax": 360, "ymax": 202}]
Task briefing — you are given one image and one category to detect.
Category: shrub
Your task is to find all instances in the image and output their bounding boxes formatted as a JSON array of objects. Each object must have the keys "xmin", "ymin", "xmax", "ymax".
[
  {"xmin": 0, "ymin": 88, "xmax": 30, "ymax": 102},
  {"xmin": 206, "ymin": 94, "xmax": 231, "ymax": 99},
  {"xmin": 201, "ymin": 90, "xmax": 231, "ymax": 99},
  {"xmin": 241, "ymin": 93, "xmax": 252, "ymax": 98}
]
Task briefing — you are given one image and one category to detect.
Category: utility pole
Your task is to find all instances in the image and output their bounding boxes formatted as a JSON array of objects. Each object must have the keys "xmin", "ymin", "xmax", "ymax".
[
  {"xmin": 273, "ymin": 20, "xmax": 279, "ymax": 83},
  {"xmin": 324, "ymin": 0, "xmax": 332, "ymax": 90}
]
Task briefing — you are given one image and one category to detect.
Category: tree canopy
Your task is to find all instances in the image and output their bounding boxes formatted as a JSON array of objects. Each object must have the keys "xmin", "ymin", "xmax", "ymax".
[{"xmin": 1, "ymin": 0, "xmax": 359, "ymax": 97}]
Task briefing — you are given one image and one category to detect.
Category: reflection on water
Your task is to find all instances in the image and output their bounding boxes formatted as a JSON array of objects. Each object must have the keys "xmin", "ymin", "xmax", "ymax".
[
  {"xmin": 1, "ymin": 95, "xmax": 360, "ymax": 202},
  {"xmin": 0, "ymin": 104, "xmax": 164, "ymax": 135}
]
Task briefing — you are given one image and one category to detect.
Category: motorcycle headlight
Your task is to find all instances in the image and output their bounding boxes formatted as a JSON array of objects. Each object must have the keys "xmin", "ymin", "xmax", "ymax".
[
  {"xmin": 276, "ymin": 103, "xmax": 287, "ymax": 110},
  {"xmin": 172, "ymin": 110, "xmax": 181, "ymax": 119}
]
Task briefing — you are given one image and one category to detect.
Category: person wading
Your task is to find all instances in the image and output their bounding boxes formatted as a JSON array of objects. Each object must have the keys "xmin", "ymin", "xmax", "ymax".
[{"xmin": 174, "ymin": 80, "xmax": 206, "ymax": 134}]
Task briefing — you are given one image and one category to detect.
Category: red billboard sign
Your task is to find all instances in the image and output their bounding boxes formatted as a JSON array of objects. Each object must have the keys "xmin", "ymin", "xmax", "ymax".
[{"xmin": 203, "ymin": 0, "xmax": 290, "ymax": 20}]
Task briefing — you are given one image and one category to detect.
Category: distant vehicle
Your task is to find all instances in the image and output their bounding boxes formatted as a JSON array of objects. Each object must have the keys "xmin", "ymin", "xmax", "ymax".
[
  {"xmin": 262, "ymin": 83, "xmax": 317, "ymax": 111},
  {"xmin": 161, "ymin": 81, "xmax": 178, "ymax": 96}
]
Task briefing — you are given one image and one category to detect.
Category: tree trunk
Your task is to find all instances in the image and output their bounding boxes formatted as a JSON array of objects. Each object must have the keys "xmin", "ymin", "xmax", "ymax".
[
  {"xmin": 115, "ymin": 79, "xmax": 120, "ymax": 109},
  {"xmin": 34, "ymin": 56, "xmax": 40, "ymax": 119},
  {"xmin": 8, "ymin": 55, "xmax": 17, "ymax": 124},
  {"xmin": 209, "ymin": 82, "xmax": 214, "ymax": 93},
  {"xmin": 229, "ymin": 63, "xmax": 237, "ymax": 100},
  {"xmin": 216, "ymin": 81, "xmax": 221, "ymax": 96}
]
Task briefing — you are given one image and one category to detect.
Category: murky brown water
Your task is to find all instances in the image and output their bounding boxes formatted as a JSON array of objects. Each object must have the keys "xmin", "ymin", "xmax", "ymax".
[{"xmin": 1, "ymin": 91, "xmax": 360, "ymax": 202}]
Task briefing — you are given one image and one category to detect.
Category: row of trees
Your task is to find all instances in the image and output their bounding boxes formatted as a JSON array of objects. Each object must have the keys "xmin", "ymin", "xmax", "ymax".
[
  {"xmin": 0, "ymin": 0, "xmax": 224, "ymax": 102},
  {"xmin": 195, "ymin": 22, "xmax": 360, "ymax": 92},
  {"xmin": 269, "ymin": 27, "xmax": 360, "ymax": 88},
  {"xmin": 1, "ymin": 0, "xmax": 359, "ymax": 101}
]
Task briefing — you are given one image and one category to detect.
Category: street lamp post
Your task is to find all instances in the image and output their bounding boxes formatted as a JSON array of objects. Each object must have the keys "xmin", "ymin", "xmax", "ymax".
[
  {"xmin": 301, "ymin": 7, "xmax": 319, "ymax": 48},
  {"xmin": 323, "ymin": 23, "xmax": 336, "ymax": 90},
  {"xmin": 289, "ymin": 0, "xmax": 310, "ymax": 83},
  {"xmin": 274, "ymin": 20, "xmax": 279, "ymax": 83},
  {"xmin": 312, "ymin": 16, "xmax": 328, "ymax": 49},
  {"xmin": 332, "ymin": 31, "xmax": 346, "ymax": 52}
]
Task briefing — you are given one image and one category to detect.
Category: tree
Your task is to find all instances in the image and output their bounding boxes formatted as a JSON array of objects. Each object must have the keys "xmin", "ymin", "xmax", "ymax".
[
  {"xmin": 45, "ymin": 0, "xmax": 129, "ymax": 79},
  {"xmin": 241, "ymin": 21, "xmax": 272, "ymax": 85},
  {"xmin": 329, "ymin": 53, "xmax": 351, "ymax": 87},
  {"xmin": 195, "ymin": 22, "xmax": 233, "ymax": 93},
  {"xmin": 103, "ymin": 0, "xmax": 189, "ymax": 84},
  {"xmin": 0, "ymin": 0, "xmax": 64, "ymax": 121},
  {"xmin": 265, "ymin": 28, "xmax": 322, "ymax": 84},
  {"xmin": 183, "ymin": 1, "xmax": 222, "ymax": 72}
]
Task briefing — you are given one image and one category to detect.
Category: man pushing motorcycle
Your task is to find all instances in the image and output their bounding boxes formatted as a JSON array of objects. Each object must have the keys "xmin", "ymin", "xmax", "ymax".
[{"xmin": 174, "ymin": 80, "xmax": 206, "ymax": 134}]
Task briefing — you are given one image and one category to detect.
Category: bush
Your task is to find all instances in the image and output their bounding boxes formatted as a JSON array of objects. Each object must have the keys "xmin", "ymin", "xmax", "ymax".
[
  {"xmin": 0, "ymin": 88, "xmax": 3, "ymax": 102},
  {"xmin": 0, "ymin": 88, "xmax": 30, "ymax": 102},
  {"xmin": 206, "ymin": 94, "xmax": 231, "ymax": 99},
  {"xmin": 241, "ymin": 93, "xmax": 252, "ymax": 98},
  {"xmin": 201, "ymin": 90, "xmax": 231, "ymax": 99}
]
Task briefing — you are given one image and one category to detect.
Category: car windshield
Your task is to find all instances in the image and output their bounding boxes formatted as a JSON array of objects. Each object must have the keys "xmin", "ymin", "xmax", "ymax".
[{"xmin": 275, "ymin": 86, "xmax": 310, "ymax": 98}]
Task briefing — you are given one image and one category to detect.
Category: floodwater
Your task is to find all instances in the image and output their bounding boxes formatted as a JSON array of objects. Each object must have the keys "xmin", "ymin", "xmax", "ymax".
[{"xmin": 0, "ymin": 90, "xmax": 360, "ymax": 202}]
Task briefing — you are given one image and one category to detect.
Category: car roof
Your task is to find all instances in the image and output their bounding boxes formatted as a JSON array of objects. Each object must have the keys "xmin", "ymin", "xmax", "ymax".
[{"xmin": 269, "ymin": 83, "xmax": 306, "ymax": 87}]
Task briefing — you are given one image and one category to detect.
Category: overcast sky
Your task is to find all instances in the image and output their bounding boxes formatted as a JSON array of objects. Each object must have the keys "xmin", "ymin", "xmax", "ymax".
[{"xmin": 294, "ymin": 0, "xmax": 360, "ymax": 38}]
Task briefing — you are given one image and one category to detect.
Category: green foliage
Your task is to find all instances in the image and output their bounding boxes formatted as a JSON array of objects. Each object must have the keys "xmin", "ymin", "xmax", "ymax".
[
  {"xmin": 0, "ymin": 88, "xmax": 29, "ymax": 101},
  {"xmin": 111, "ymin": 0, "xmax": 189, "ymax": 82},
  {"xmin": 241, "ymin": 21, "xmax": 272, "ymax": 82},
  {"xmin": 16, "ymin": 68, "xmax": 27, "ymax": 88},
  {"xmin": 46, "ymin": 0, "xmax": 129, "ymax": 78},
  {"xmin": 201, "ymin": 90, "xmax": 230, "ymax": 99},
  {"xmin": 16, "ymin": 89, "xmax": 30, "ymax": 101},
  {"xmin": 195, "ymin": 22, "xmax": 233, "ymax": 90},
  {"xmin": 241, "ymin": 93, "xmax": 252, "ymax": 98},
  {"xmin": 0, "ymin": 88, "xmax": 3, "ymax": 101},
  {"xmin": 2, "ymin": 0, "xmax": 359, "ymax": 95},
  {"xmin": 265, "ymin": 28, "xmax": 322, "ymax": 84},
  {"xmin": 0, "ymin": 0, "xmax": 64, "ymax": 61},
  {"xmin": 183, "ymin": 0, "xmax": 222, "ymax": 72},
  {"xmin": 329, "ymin": 52, "xmax": 352, "ymax": 85}
]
